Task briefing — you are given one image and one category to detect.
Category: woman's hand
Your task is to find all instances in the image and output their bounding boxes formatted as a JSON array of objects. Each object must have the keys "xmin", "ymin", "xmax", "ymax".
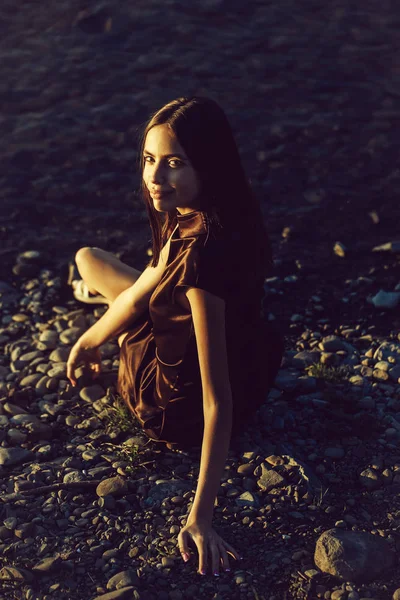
[
  {"xmin": 67, "ymin": 340, "xmax": 102, "ymax": 387},
  {"xmin": 177, "ymin": 518, "xmax": 241, "ymax": 575}
]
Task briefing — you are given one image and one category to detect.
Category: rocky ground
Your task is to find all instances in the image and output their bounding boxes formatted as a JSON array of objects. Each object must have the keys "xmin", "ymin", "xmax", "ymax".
[{"xmin": 1, "ymin": 1, "xmax": 400, "ymax": 599}]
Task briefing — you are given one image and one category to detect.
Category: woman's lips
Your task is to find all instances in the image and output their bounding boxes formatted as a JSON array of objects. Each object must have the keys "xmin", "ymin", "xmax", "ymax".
[{"xmin": 151, "ymin": 191, "xmax": 173, "ymax": 199}]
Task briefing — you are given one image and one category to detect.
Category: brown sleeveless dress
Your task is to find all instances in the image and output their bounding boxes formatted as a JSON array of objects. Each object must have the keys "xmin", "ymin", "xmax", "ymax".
[{"xmin": 117, "ymin": 209, "xmax": 283, "ymax": 448}]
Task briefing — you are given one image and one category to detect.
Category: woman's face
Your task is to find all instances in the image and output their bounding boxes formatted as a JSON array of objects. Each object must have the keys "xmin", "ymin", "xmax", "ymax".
[{"xmin": 143, "ymin": 124, "xmax": 202, "ymax": 215}]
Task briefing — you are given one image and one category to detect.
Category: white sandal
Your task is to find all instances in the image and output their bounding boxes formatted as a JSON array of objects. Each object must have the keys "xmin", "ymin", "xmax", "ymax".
[
  {"xmin": 72, "ymin": 279, "xmax": 109, "ymax": 305},
  {"xmin": 68, "ymin": 262, "xmax": 109, "ymax": 305}
]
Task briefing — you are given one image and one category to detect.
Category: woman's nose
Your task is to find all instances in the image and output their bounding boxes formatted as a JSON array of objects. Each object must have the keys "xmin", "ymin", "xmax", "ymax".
[{"xmin": 150, "ymin": 162, "xmax": 165, "ymax": 184}]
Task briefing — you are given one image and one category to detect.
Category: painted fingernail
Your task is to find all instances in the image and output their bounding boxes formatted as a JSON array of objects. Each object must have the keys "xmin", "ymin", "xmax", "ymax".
[
  {"xmin": 213, "ymin": 571, "xmax": 220, "ymax": 577},
  {"xmin": 200, "ymin": 570, "xmax": 206, "ymax": 575},
  {"xmin": 225, "ymin": 568, "xmax": 231, "ymax": 572},
  {"xmin": 182, "ymin": 553, "xmax": 189, "ymax": 562},
  {"xmin": 239, "ymin": 556, "xmax": 244, "ymax": 560}
]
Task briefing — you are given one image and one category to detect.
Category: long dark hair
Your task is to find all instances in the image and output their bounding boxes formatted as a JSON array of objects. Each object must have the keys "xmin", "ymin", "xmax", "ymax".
[{"xmin": 137, "ymin": 96, "xmax": 273, "ymax": 276}]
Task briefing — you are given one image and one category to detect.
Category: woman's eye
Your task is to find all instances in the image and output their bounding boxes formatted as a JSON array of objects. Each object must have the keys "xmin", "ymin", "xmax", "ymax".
[{"xmin": 143, "ymin": 156, "xmax": 182, "ymax": 168}]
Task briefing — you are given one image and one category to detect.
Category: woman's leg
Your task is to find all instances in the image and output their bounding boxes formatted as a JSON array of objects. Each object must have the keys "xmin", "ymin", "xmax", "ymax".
[
  {"xmin": 74, "ymin": 247, "xmax": 143, "ymax": 346},
  {"xmin": 75, "ymin": 247, "xmax": 142, "ymax": 303}
]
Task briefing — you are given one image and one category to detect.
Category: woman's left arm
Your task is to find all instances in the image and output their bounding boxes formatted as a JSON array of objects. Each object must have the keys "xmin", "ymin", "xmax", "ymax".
[{"xmin": 177, "ymin": 287, "xmax": 241, "ymax": 575}]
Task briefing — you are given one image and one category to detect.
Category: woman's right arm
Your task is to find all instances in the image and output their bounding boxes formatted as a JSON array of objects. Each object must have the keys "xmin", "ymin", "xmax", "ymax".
[{"xmin": 67, "ymin": 227, "xmax": 176, "ymax": 385}]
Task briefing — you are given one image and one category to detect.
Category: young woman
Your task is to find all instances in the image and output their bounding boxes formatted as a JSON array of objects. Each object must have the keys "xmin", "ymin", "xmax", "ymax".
[{"xmin": 67, "ymin": 96, "xmax": 284, "ymax": 577}]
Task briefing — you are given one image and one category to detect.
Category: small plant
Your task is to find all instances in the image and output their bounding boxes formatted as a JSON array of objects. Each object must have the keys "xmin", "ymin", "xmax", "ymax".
[
  {"xmin": 103, "ymin": 391, "xmax": 136, "ymax": 433},
  {"xmin": 306, "ymin": 363, "xmax": 351, "ymax": 383},
  {"xmin": 117, "ymin": 443, "xmax": 140, "ymax": 474}
]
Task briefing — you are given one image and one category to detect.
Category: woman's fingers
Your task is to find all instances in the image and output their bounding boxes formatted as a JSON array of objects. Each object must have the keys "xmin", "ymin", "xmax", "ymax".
[
  {"xmin": 196, "ymin": 537, "xmax": 208, "ymax": 575},
  {"xmin": 66, "ymin": 355, "xmax": 78, "ymax": 387},
  {"xmin": 210, "ymin": 540, "xmax": 221, "ymax": 575},
  {"xmin": 222, "ymin": 538, "xmax": 241, "ymax": 561},
  {"xmin": 177, "ymin": 530, "xmax": 191, "ymax": 563},
  {"xmin": 218, "ymin": 543, "xmax": 231, "ymax": 571}
]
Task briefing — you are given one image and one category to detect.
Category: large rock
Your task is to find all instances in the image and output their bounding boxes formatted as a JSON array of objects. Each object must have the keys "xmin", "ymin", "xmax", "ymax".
[
  {"xmin": 314, "ymin": 528, "xmax": 395, "ymax": 583},
  {"xmin": 257, "ymin": 463, "xmax": 285, "ymax": 492},
  {"xmin": 0, "ymin": 447, "xmax": 32, "ymax": 467},
  {"xmin": 96, "ymin": 476, "xmax": 128, "ymax": 498},
  {"xmin": 80, "ymin": 384, "xmax": 106, "ymax": 403},
  {"xmin": 106, "ymin": 569, "xmax": 139, "ymax": 591},
  {"xmin": 33, "ymin": 556, "xmax": 61, "ymax": 574},
  {"xmin": 93, "ymin": 588, "xmax": 137, "ymax": 600}
]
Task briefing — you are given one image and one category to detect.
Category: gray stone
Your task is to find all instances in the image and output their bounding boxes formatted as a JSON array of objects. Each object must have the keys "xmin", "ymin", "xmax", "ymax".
[
  {"xmin": 292, "ymin": 351, "xmax": 320, "ymax": 368},
  {"xmin": 38, "ymin": 330, "xmax": 58, "ymax": 350},
  {"xmin": 324, "ymin": 448, "xmax": 345, "ymax": 459},
  {"xmin": 314, "ymin": 528, "xmax": 395, "ymax": 583},
  {"xmin": 374, "ymin": 342, "xmax": 400, "ymax": 362},
  {"xmin": 63, "ymin": 471, "xmax": 86, "ymax": 484},
  {"xmin": 0, "ymin": 526, "xmax": 13, "ymax": 541},
  {"xmin": 359, "ymin": 468, "xmax": 382, "ymax": 490},
  {"xmin": 274, "ymin": 370, "xmax": 299, "ymax": 392},
  {"xmin": 257, "ymin": 463, "xmax": 285, "ymax": 492},
  {"xmin": 80, "ymin": 385, "xmax": 106, "ymax": 403},
  {"xmin": 372, "ymin": 241, "xmax": 400, "ymax": 253},
  {"xmin": 96, "ymin": 476, "xmax": 128, "ymax": 498},
  {"xmin": 146, "ymin": 479, "xmax": 192, "ymax": 505},
  {"xmin": 0, "ymin": 447, "xmax": 32, "ymax": 466},
  {"xmin": 10, "ymin": 414, "xmax": 53, "ymax": 440},
  {"xmin": 333, "ymin": 241, "xmax": 347, "ymax": 257},
  {"xmin": 59, "ymin": 327, "xmax": 84, "ymax": 345},
  {"xmin": 49, "ymin": 347, "xmax": 70, "ymax": 362},
  {"xmin": 373, "ymin": 368, "xmax": 389, "ymax": 381},
  {"xmin": 18, "ymin": 350, "xmax": 43, "ymax": 364},
  {"xmin": 7, "ymin": 428, "xmax": 27, "ymax": 444},
  {"xmin": 46, "ymin": 363, "xmax": 67, "ymax": 379},
  {"xmin": 349, "ymin": 375, "xmax": 365, "ymax": 386},
  {"xmin": 106, "ymin": 569, "xmax": 139, "ymax": 591},
  {"xmin": 93, "ymin": 587, "xmax": 136, "ymax": 600},
  {"xmin": 389, "ymin": 366, "xmax": 400, "ymax": 382},
  {"xmin": 319, "ymin": 336, "xmax": 347, "ymax": 352},
  {"xmin": 235, "ymin": 491, "xmax": 260, "ymax": 508},
  {"xmin": 3, "ymin": 402, "xmax": 28, "ymax": 416},
  {"xmin": 370, "ymin": 290, "xmax": 400, "ymax": 310},
  {"xmin": 32, "ymin": 556, "xmax": 61, "ymax": 573},
  {"xmin": 0, "ymin": 566, "xmax": 33, "ymax": 582},
  {"xmin": 19, "ymin": 373, "xmax": 42, "ymax": 387}
]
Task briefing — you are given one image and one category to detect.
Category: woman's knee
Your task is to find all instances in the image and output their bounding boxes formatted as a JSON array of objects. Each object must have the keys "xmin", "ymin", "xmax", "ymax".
[{"xmin": 75, "ymin": 247, "xmax": 103, "ymax": 269}]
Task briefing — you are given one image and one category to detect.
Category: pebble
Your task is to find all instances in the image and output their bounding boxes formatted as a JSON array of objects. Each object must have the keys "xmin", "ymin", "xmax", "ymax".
[
  {"xmin": 257, "ymin": 464, "xmax": 285, "ymax": 492},
  {"xmin": 333, "ymin": 242, "xmax": 347, "ymax": 258},
  {"xmin": 359, "ymin": 468, "xmax": 382, "ymax": 490},
  {"xmin": 324, "ymin": 448, "xmax": 345, "ymax": 459},
  {"xmin": 0, "ymin": 447, "xmax": 32, "ymax": 466},
  {"xmin": 32, "ymin": 556, "xmax": 61, "ymax": 573},
  {"xmin": 59, "ymin": 327, "xmax": 85, "ymax": 345},
  {"xmin": 80, "ymin": 385, "xmax": 106, "ymax": 403},
  {"xmin": 49, "ymin": 347, "xmax": 71, "ymax": 362},
  {"xmin": 370, "ymin": 290, "xmax": 400, "ymax": 310},
  {"xmin": 92, "ymin": 588, "xmax": 136, "ymax": 600},
  {"xmin": 0, "ymin": 566, "xmax": 33, "ymax": 582},
  {"xmin": 96, "ymin": 477, "xmax": 128, "ymax": 498},
  {"xmin": 106, "ymin": 570, "xmax": 139, "ymax": 590}
]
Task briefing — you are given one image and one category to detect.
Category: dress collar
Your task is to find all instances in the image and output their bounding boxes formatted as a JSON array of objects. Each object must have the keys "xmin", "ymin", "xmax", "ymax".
[{"xmin": 176, "ymin": 209, "xmax": 208, "ymax": 238}]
